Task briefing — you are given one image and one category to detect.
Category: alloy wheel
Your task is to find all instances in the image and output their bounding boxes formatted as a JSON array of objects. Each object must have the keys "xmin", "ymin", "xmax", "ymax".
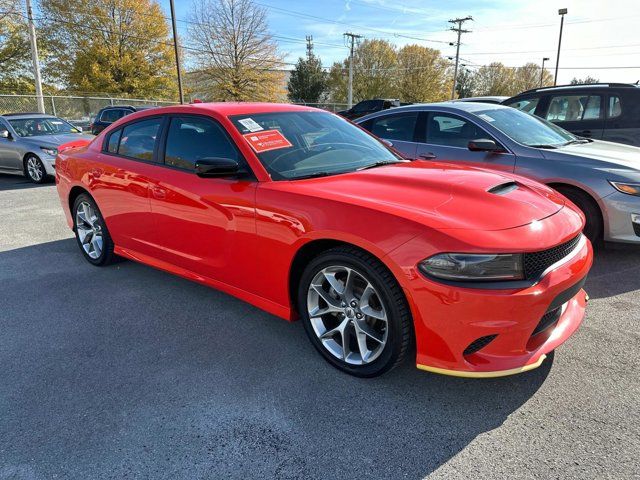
[
  {"xmin": 75, "ymin": 201, "xmax": 104, "ymax": 259},
  {"xmin": 27, "ymin": 157, "xmax": 44, "ymax": 182},
  {"xmin": 307, "ymin": 265, "xmax": 388, "ymax": 365}
]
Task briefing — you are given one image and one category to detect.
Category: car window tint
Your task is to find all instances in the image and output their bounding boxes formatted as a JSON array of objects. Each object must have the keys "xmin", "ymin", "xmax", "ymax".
[
  {"xmin": 546, "ymin": 95, "xmax": 602, "ymax": 122},
  {"xmin": 118, "ymin": 118, "xmax": 161, "ymax": 161},
  {"xmin": 100, "ymin": 109, "xmax": 126, "ymax": 123},
  {"xmin": 165, "ymin": 116, "xmax": 239, "ymax": 170},
  {"xmin": 507, "ymin": 98, "xmax": 539, "ymax": 115},
  {"xmin": 426, "ymin": 113, "xmax": 487, "ymax": 148},
  {"xmin": 608, "ymin": 96, "xmax": 622, "ymax": 119},
  {"xmin": 354, "ymin": 101, "xmax": 375, "ymax": 112},
  {"xmin": 369, "ymin": 112, "xmax": 418, "ymax": 142},
  {"xmin": 107, "ymin": 129, "xmax": 122, "ymax": 153}
]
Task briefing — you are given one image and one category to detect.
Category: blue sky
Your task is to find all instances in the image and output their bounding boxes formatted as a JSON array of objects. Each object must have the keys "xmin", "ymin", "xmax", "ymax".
[{"xmin": 159, "ymin": 0, "xmax": 640, "ymax": 84}]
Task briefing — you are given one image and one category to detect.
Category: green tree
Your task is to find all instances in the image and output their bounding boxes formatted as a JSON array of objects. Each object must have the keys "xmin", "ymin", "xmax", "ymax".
[
  {"xmin": 455, "ymin": 67, "xmax": 476, "ymax": 98},
  {"xmin": 188, "ymin": 0, "xmax": 284, "ymax": 102},
  {"xmin": 396, "ymin": 44, "xmax": 450, "ymax": 102},
  {"xmin": 39, "ymin": 0, "xmax": 176, "ymax": 98},
  {"xmin": 0, "ymin": 0, "xmax": 31, "ymax": 92},
  {"xmin": 287, "ymin": 39, "xmax": 327, "ymax": 104},
  {"xmin": 474, "ymin": 62, "xmax": 516, "ymax": 96}
]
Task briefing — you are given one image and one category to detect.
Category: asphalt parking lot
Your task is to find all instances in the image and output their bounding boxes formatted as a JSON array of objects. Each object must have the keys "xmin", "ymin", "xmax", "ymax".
[{"xmin": 0, "ymin": 174, "xmax": 638, "ymax": 480}]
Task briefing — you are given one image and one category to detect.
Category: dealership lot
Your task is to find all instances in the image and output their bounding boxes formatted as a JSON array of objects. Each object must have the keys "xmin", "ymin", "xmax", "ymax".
[{"xmin": 0, "ymin": 174, "xmax": 638, "ymax": 479}]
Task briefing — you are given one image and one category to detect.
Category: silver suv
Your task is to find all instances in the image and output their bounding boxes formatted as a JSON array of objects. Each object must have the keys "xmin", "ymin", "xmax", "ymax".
[{"xmin": 0, "ymin": 113, "xmax": 93, "ymax": 183}]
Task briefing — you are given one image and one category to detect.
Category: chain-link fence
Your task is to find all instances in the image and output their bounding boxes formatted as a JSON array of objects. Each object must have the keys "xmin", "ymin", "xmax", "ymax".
[{"xmin": 0, "ymin": 94, "xmax": 349, "ymax": 128}]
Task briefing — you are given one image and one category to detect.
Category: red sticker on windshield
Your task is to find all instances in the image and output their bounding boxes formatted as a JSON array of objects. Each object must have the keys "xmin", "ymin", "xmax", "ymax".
[{"xmin": 243, "ymin": 129, "xmax": 292, "ymax": 153}]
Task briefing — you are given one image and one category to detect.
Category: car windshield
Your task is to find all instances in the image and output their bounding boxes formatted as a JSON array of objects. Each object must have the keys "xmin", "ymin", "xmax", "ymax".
[
  {"xmin": 8, "ymin": 117, "xmax": 81, "ymax": 137},
  {"xmin": 473, "ymin": 107, "xmax": 577, "ymax": 147},
  {"xmin": 230, "ymin": 111, "xmax": 401, "ymax": 180}
]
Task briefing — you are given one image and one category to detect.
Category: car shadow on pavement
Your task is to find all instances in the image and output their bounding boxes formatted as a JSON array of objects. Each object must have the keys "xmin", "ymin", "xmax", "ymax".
[
  {"xmin": 0, "ymin": 173, "xmax": 52, "ymax": 191},
  {"xmin": 585, "ymin": 243, "xmax": 640, "ymax": 299},
  {"xmin": 0, "ymin": 239, "xmax": 557, "ymax": 479}
]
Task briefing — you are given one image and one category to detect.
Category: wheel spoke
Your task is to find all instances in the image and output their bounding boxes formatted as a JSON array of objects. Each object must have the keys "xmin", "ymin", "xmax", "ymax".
[
  {"xmin": 82, "ymin": 204, "xmax": 94, "ymax": 226},
  {"xmin": 353, "ymin": 322, "xmax": 371, "ymax": 362},
  {"xmin": 355, "ymin": 319, "xmax": 384, "ymax": 343},
  {"xmin": 341, "ymin": 320, "xmax": 352, "ymax": 360},
  {"xmin": 361, "ymin": 304, "xmax": 386, "ymax": 321},
  {"xmin": 310, "ymin": 284, "xmax": 342, "ymax": 311},
  {"xmin": 322, "ymin": 270, "xmax": 346, "ymax": 297}
]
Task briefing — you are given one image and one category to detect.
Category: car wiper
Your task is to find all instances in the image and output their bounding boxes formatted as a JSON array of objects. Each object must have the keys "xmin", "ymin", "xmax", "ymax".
[
  {"xmin": 290, "ymin": 171, "xmax": 336, "ymax": 180},
  {"xmin": 563, "ymin": 139, "xmax": 591, "ymax": 145},
  {"xmin": 356, "ymin": 160, "xmax": 401, "ymax": 171},
  {"xmin": 528, "ymin": 144, "xmax": 559, "ymax": 149}
]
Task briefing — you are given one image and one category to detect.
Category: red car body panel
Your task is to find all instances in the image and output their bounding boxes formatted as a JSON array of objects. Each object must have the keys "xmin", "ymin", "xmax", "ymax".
[{"xmin": 55, "ymin": 103, "xmax": 593, "ymax": 377}]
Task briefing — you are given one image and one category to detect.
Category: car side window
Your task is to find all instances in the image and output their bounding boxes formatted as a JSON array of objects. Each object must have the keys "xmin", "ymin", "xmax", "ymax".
[
  {"xmin": 107, "ymin": 129, "xmax": 122, "ymax": 153},
  {"xmin": 426, "ymin": 113, "xmax": 488, "ymax": 148},
  {"xmin": 546, "ymin": 95, "xmax": 602, "ymax": 122},
  {"xmin": 164, "ymin": 116, "xmax": 240, "ymax": 170},
  {"xmin": 368, "ymin": 112, "xmax": 418, "ymax": 142},
  {"xmin": 507, "ymin": 98, "xmax": 539, "ymax": 115},
  {"xmin": 100, "ymin": 109, "xmax": 126, "ymax": 123},
  {"xmin": 354, "ymin": 101, "xmax": 375, "ymax": 113},
  {"xmin": 118, "ymin": 118, "xmax": 162, "ymax": 161},
  {"xmin": 608, "ymin": 96, "xmax": 622, "ymax": 119}
]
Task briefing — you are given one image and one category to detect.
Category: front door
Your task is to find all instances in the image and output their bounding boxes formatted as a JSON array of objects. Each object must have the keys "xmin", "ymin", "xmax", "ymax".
[
  {"xmin": 0, "ymin": 120, "xmax": 22, "ymax": 172},
  {"xmin": 414, "ymin": 112, "xmax": 516, "ymax": 172},
  {"xmin": 147, "ymin": 114, "xmax": 257, "ymax": 289}
]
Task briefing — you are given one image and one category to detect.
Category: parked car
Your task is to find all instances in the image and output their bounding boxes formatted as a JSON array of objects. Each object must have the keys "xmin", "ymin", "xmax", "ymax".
[
  {"xmin": 504, "ymin": 83, "xmax": 640, "ymax": 147},
  {"xmin": 90, "ymin": 105, "xmax": 157, "ymax": 135},
  {"xmin": 357, "ymin": 102, "xmax": 640, "ymax": 244},
  {"xmin": 454, "ymin": 96, "xmax": 509, "ymax": 104},
  {"xmin": 337, "ymin": 99, "xmax": 406, "ymax": 120},
  {"xmin": 0, "ymin": 113, "xmax": 94, "ymax": 183},
  {"xmin": 55, "ymin": 102, "xmax": 591, "ymax": 378}
]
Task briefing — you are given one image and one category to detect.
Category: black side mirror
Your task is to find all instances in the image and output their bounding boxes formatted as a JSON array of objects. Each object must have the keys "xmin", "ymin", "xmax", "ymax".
[
  {"xmin": 195, "ymin": 157, "xmax": 240, "ymax": 177},
  {"xmin": 468, "ymin": 138, "xmax": 503, "ymax": 152}
]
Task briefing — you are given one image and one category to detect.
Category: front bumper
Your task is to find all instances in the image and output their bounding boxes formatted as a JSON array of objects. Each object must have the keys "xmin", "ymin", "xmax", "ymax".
[
  {"xmin": 41, "ymin": 154, "xmax": 56, "ymax": 175},
  {"xmin": 600, "ymin": 191, "xmax": 640, "ymax": 244},
  {"xmin": 388, "ymin": 230, "xmax": 593, "ymax": 378}
]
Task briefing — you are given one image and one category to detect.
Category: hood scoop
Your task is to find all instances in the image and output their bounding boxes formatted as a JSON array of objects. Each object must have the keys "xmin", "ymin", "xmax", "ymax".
[{"xmin": 487, "ymin": 181, "xmax": 519, "ymax": 196}]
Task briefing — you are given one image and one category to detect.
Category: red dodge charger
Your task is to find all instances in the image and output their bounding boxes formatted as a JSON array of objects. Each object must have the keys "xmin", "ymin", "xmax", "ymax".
[{"xmin": 55, "ymin": 103, "xmax": 592, "ymax": 378}]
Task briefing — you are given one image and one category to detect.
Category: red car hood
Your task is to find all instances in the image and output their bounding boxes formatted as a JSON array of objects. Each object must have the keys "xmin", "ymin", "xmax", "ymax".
[{"xmin": 280, "ymin": 162, "xmax": 565, "ymax": 231}]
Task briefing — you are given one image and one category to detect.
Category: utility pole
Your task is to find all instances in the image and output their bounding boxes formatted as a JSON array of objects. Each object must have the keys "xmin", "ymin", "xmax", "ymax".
[
  {"xmin": 554, "ymin": 8, "xmax": 568, "ymax": 86},
  {"xmin": 25, "ymin": 0, "xmax": 45, "ymax": 114},
  {"xmin": 344, "ymin": 32, "xmax": 361, "ymax": 109},
  {"xmin": 449, "ymin": 16, "xmax": 472, "ymax": 100},
  {"xmin": 169, "ymin": 0, "xmax": 184, "ymax": 104},
  {"xmin": 306, "ymin": 35, "xmax": 313, "ymax": 59},
  {"xmin": 540, "ymin": 57, "xmax": 550, "ymax": 87}
]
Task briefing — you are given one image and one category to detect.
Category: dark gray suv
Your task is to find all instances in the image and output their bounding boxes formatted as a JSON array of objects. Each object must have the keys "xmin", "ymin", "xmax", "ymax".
[{"xmin": 504, "ymin": 83, "xmax": 640, "ymax": 147}]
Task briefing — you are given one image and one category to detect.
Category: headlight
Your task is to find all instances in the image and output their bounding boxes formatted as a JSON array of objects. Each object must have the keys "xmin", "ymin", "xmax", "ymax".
[
  {"xmin": 609, "ymin": 181, "xmax": 640, "ymax": 197},
  {"xmin": 419, "ymin": 253, "xmax": 524, "ymax": 281},
  {"xmin": 40, "ymin": 147, "xmax": 58, "ymax": 156}
]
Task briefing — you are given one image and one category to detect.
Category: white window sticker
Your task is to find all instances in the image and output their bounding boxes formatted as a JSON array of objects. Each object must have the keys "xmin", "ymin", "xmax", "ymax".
[
  {"xmin": 478, "ymin": 114, "xmax": 495, "ymax": 123},
  {"xmin": 238, "ymin": 118, "xmax": 264, "ymax": 132}
]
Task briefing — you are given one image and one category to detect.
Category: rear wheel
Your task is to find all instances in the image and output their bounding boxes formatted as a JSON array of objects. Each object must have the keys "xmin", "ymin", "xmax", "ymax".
[
  {"xmin": 555, "ymin": 186, "xmax": 603, "ymax": 244},
  {"xmin": 298, "ymin": 246, "xmax": 412, "ymax": 377},
  {"xmin": 24, "ymin": 154, "xmax": 47, "ymax": 184},
  {"xmin": 73, "ymin": 193, "xmax": 117, "ymax": 266}
]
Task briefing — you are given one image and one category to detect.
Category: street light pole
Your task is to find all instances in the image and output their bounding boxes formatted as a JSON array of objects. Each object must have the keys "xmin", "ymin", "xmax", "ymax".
[
  {"xmin": 554, "ymin": 8, "xmax": 567, "ymax": 86},
  {"xmin": 25, "ymin": 0, "xmax": 45, "ymax": 114},
  {"xmin": 169, "ymin": 0, "xmax": 184, "ymax": 104},
  {"xmin": 540, "ymin": 57, "xmax": 550, "ymax": 87}
]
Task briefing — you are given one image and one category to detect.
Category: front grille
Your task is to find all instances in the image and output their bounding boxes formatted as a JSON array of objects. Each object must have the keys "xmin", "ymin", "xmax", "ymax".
[
  {"xmin": 532, "ymin": 306, "xmax": 562, "ymax": 336},
  {"xmin": 463, "ymin": 334, "xmax": 497, "ymax": 356},
  {"xmin": 523, "ymin": 234, "xmax": 581, "ymax": 280}
]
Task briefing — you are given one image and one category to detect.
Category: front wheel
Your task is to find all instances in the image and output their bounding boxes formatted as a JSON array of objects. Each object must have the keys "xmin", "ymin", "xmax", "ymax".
[
  {"xmin": 298, "ymin": 246, "xmax": 412, "ymax": 377},
  {"xmin": 556, "ymin": 186, "xmax": 603, "ymax": 244},
  {"xmin": 73, "ymin": 193, "xmax": 117, "ymax": 266},
  {"xmin": 24, "ymin": 154, "xmax": 47, "ymax": 184}
]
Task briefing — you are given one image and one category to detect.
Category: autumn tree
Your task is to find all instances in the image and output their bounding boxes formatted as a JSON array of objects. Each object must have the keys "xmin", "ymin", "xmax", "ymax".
[
  {"xmin": 455, "ymin": 67, "xmax": 476, "ymax": 98},
  {"xmin": 188, "ymin": 0, "xmax": 284, "ymax": 102},
  {"xmin": 287, "ymin": 38, "xmax": 327, "ymax": 104},
  {"xmin": 570, "ymin": 76, "xmax": 600, "ymax": 85},
  {"xmin": 474, "ymin": 62, "xmax": 517, "ymax": 96},
  {"xmin": 513, "ymin": 62, "xmax": 552, "ymax": 93},
  {"xmin": 0, "ymin": 0, "xmax": 32, "ymax": 92},
  {"xmin": 396, "ymin": 44, "xmax": 450, "ymax": 102}
]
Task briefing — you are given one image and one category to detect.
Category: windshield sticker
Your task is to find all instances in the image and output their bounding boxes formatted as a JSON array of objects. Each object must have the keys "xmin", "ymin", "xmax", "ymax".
[
  {"xmin": 238, "ymin": 117, "xmax": 264, "ymax": 132},
  {"xmin": 243, "ymin": 130, "xmax": 292, "ymax": 153},
  {"xmin": 478, "ymin": 114, "xmax": 495, "ymax": 122}
]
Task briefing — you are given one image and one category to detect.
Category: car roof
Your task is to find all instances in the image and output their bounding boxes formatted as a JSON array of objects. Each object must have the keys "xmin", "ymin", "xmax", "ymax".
[
  {"xmin": 0, "ymin": 113, "xmax": 58, "ymax": 120},
  {"xmin": 454, "ymin": 96, "xmax": 509, "ymax": 103},
  {"xmin": 513, "ymin": 83, "xmax": 640, "ymax": 97},
  {"xmin": 358, "ymin": 101, "xmax": 507, "ymax": 117},
  {"xmin": 100, "ymin": 105, "xmax": 157, "ymax": 111}
]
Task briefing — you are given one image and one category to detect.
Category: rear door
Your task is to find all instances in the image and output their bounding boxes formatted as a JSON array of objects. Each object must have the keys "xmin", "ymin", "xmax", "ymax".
[
  {"xmin": 602, "ymin": 91, "xmax": 640, "ymax": 146},
  {"xmin": 544, "ymin": 92, "xmax": 605, "ymax": 139},
  {"xmin": 360, "ymin": 111, "xmax": 419, "ymax": 159},
  {"xmin": 414, "ymin": 111, "xmax": 516, "ymax": 172},
  {"xmin": 0, "ymin": 118, "xmax": 22, "ymax": 171}
]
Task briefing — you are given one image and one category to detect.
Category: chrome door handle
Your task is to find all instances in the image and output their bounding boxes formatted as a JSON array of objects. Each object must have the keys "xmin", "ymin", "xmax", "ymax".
[{"xmin": 419, "ymin": 152, "xmax": 437, "ymax": 159}]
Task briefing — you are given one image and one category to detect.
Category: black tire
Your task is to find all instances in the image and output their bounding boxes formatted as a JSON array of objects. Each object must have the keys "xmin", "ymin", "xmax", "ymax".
[
  {"xmin": 24, "ymin": 154, "xmax": 48, "ymax": 184},
  {"xmin": 72, "ymin": 193, "xmax": 118, "ymax": 266},
  {"xmin": 555, "ymin": 186, "xmax": 603, "ymax": 244},
  {"xmin": 297, "ymin": 246, "xmax": 412, "ymax": 377}
]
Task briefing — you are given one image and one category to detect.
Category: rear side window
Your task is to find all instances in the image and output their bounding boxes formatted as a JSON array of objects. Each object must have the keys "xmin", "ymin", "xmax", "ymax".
[
  {"xmin": 608, "ymin": 96, "xmax": 622, "ymax": 119},
  {"xmin": 118, "ymin": 118, "xmax": 162, "ymax": 161},
  {"xmin": 506, "ymin": 98, "xmax": 539, "ymax": 115},
  {"xmin": 100, "ymin": 109, "xmax": 126, "ymax": 123},
  {"xmin": 368, "ymin": 112, "xmax": 418, "ymax": 142},
  {"xmin": 164, "ymin": 116, "xmax": 239, "ymax": 170},
  {"xmin": 546, "ymin": 95, "xmax": 602, "ymax": 122},
  {"xmin": 107, "ymin": 129, "xmax": 122, "ymax": 153}
]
